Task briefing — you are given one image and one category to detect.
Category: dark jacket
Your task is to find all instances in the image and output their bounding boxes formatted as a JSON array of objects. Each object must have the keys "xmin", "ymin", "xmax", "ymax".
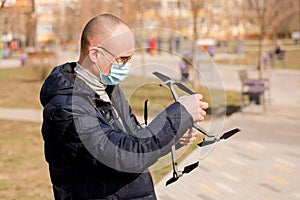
[{"xmin": 40, "ymin": 62, "xmax": 193, "ymax": 199}]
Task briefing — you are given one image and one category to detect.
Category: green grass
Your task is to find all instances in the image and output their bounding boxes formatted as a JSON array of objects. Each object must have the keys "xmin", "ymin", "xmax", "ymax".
[
  {"xmin": 0, "ymin": 120, "xmax": 52, "ymax": 199},
  {"xmin": 0, "ymin": 66, "xmax": 52, "ymax": 109}
]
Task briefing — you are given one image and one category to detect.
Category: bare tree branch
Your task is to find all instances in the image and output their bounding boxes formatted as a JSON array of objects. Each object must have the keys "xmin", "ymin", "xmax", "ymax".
[{"xmin": 1, "ymin": 0, "xmax": 7, "ymax": 9}]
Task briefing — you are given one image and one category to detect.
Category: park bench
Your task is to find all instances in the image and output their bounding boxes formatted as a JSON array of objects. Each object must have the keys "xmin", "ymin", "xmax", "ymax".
[{"xmin": 238, "ymin": 69, "xmax": 271, "ymax": 112}]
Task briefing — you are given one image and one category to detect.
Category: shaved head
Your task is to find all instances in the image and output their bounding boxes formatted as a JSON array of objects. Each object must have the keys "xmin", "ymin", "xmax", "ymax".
[{"xmin": 80, "ymin": 14, "xmax": 128, "ymax": 56}]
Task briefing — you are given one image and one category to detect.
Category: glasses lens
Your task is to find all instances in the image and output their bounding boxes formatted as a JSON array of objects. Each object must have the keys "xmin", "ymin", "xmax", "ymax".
[{"xmin": 121, "ymin": 56, "xmax": 132, "ymax": 65}]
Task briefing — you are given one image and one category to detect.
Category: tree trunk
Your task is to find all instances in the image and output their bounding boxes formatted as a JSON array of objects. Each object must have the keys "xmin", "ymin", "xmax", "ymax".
[
  {"xmin": 257, "ymin": 0, "xmax": 267, "ymax": 79},
  {"xmin": 257, "ymin": 35, "xmax": 264, "ymax": 79},
  {"xmin": 190, "ymin": 0, "xmax": 200, "ymax": 90}
]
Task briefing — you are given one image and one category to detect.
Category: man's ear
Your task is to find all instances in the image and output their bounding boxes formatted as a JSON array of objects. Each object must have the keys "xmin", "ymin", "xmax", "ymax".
[{"xmin": 88, "ymin": 48, "xmax": 98, "ymax": 63}]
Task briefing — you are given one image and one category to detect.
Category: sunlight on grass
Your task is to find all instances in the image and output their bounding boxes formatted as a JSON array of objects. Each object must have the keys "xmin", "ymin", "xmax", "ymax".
[{"xmin": 0, "ymin": 120, "xmax": 52, "ymax": 199}]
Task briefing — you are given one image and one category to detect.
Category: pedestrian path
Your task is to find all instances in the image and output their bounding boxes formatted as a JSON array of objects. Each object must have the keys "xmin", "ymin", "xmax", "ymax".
[
  {"xmin": 155, "ymin": 135, "xmax": 300, "ymax": 200},
  {"xmin": 0, "ymin": 107, "xmax": 42, "ymax": 123},
  {"xmin": 0, "ymin": 58, "xmax": 21, "ymax": 69}
]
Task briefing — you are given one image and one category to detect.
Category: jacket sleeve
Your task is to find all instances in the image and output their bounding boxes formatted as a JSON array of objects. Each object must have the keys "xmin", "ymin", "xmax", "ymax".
[{"xmin": 72, "ymin": 97, "xmax": 193, "ymax": 173}]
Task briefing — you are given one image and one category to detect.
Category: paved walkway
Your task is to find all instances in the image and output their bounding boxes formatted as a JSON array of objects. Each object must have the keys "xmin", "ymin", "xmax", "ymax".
[
  {"xmin": 0, "ymin": 107, "xmax": 42, "ymax": 123},
  {"xmin": 0, "ymin": 58, "xmax": 21, "ymax": 69},
  {"xmin": 1, "ymin": 55, "xmax": 300, "ymax": 199}
]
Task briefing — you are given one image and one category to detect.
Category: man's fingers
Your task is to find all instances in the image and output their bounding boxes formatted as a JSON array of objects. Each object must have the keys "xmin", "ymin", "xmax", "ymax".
[
  {"xmin": 194, "ymin": 108, "xmax": 206, "ymax": 122},
  {"xmin": 178, "ymin": 94, "xmax": 209, "ymax": 122},
  {"xmin": 200, "ymin": 101, "xmax": 209, "ymax": 110},
  {"xmin": 196, "ymin": 94, "xmax": 203, "ymax": 101},
  {"xmin": 179, "ymin": 137, "xmax": 196, "ymax": 145},
  {"xmin": 179, "ymin": 128, "xmax": 202, "ymax": 145}
]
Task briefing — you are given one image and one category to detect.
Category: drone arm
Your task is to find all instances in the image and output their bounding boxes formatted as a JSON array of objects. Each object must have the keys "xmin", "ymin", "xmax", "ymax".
[
  {"xmin": 169, "ymin": 82, "xmax": 179, "ymax": 101},
  {"xmin": 171, "ymin": 145, "xmax": 181, "ymax": 177},
  {"xmin": 193, "ymin": 123, "xmax": 214, "ymax": 138}
]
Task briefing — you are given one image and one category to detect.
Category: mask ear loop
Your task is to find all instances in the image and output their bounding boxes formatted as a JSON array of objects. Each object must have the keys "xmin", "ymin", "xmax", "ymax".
[
  {"xmin": 95, "ymin": 62, "xmax": 102, "ymax": 75},
  {"xmin": 92, "ymin": 47, "xmax": 115, "ymax": 64},
  {"xmin": 95, "ymin": 61, "xmax": 108, "ymax": 85},
  {"xmin": 88, "ymin": 48, "xmax": 105, "ymax": 81},
  {"xmin": 91, "ymin": 47, "xmax": 116, "ymax": 75}
]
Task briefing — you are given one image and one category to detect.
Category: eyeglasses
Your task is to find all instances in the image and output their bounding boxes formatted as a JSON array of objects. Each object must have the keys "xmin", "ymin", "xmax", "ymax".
[{"xmin": 96, "ymin": 46, "xmax": 132, "ymax": 65}]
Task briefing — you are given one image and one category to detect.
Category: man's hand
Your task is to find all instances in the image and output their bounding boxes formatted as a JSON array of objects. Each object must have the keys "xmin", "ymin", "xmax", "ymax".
[
  {"xmin": 179, "ymin": 128, "xmax": 201, "ymax": 145},
  {"xmin": 177, "ymin": 94, "xmax": 209, "ymax": 122}
]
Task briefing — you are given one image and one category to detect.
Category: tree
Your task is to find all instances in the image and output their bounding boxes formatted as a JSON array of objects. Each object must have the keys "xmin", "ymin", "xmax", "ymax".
[
  {"xmin": 0, "ymin": 0, "xmax": 36, "ymax": 48},
  {"xmin": 248, "ymin": 0, "xmax": 267, "ymax": 79},
  {"xmin": 190, "ymin": 0, "xmax": 204, "ymax": 89},
  {"xmin": 247, "ymin": 0, "xmax": 299, "ymax": 78}
]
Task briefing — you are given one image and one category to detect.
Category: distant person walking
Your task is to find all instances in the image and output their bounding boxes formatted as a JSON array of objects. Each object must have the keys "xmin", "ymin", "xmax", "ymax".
[
  {"xmin": 274, "ymin": 41, "xmax": 286, "ymax": 68},
  {"xmin": 179, "ymin": 57, "xmax": 192, "ymax": 81}
]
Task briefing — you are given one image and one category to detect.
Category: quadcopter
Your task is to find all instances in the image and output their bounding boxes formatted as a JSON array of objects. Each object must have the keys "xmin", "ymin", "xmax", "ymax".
[{"xmin": 148, "ymin": 71, "xmax": 241, "ymax": 186}]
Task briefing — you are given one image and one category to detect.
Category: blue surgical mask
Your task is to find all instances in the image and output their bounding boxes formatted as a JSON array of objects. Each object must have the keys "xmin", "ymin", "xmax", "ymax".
[{"xmin": 98, "ymin": 62, "xmax": 131, "ymax": 85}]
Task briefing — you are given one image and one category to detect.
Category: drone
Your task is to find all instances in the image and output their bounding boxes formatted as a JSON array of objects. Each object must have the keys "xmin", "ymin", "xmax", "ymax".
[{"xmin": 149, "ymin": 71, "xmax": 241, "ymax": 186}]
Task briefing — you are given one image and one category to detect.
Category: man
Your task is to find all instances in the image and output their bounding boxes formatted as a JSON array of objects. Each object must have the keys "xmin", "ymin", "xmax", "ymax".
[{"xmin": 40, "ymin": 14, "xmax": 208, "ymax": 199}]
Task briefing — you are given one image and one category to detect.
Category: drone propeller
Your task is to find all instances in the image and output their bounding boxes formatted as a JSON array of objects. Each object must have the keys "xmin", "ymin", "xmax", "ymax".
[
  {"xmin": 144, "ymin": 99, "xmax": 148, "ymax": 125},
  {"xmin": 166, "ymin": 161, "xmax": 199, "ymax": 186},
  {"xmin": 182, "ymin": 161, "xmax": 199, "ymax": 173},
  {"xmin": 153, "ymin": 71, "xmax": 171, "ymax": 83},
  {"xmin": 220, "ymin": 128, "xmax": 241, "ymax": 139},
  {"xmin": 166, "ymin": 176, "xmax": 179, "ymax": 186},
  {"xmin": 152, "ymin": 72, "xmax": 195, "ymax": 95},
  {"xmin": 174, "ymin": 82, "xmax": 195, "ymax": 95},
  {"xmin": 198, "ymin": 128, "xmax": 241, "ymax": 147}
]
